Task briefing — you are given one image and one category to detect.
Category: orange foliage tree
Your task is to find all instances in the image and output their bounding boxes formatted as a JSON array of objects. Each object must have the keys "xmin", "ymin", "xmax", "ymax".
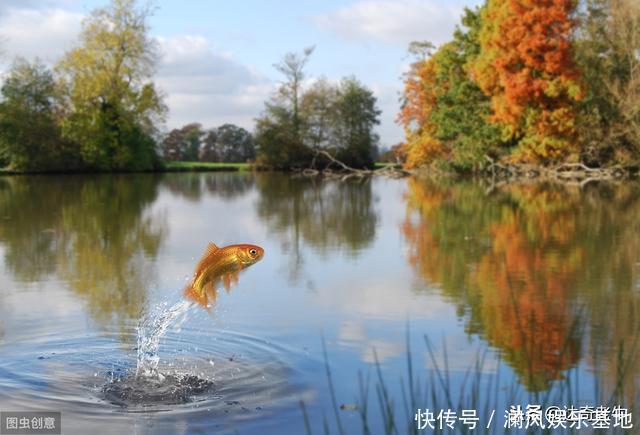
[
  {"xmin": 472, "ymin": 0, "xmax": 583, "ymax": 162},
  {"xmin": 397, "ymin": 49, "xmax": 448, "ymax": 169}
]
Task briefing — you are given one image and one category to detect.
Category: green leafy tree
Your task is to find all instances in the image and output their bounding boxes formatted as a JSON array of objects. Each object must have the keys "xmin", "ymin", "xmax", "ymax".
[
  {"xmin": 257, "ymin": 48, "xmax": 381, "ymax": 169},
  {"xmin": 255, "ymin": 104, "xmax": 311, "ymax": 169},
  {"xmin": 161, "ymin": 123, "xmax": 204, "ymax": 161},
  {"xmin": 215, "ymin": 124, "xmax": 255, "ymax": 162},
  {"xmin": 162, "ymin": 128, "xmax": 184, "ymax": 161},
  {"xmin": 300, "ymin": 78, "xmax": 338, "ymax": 150},
  {"xmin": 332, "ymin": 77, "xmax": 381, "ymax": 168},
  {"xmin": 199, "ymin": 130, "xmax": 219, "ymax": 162},
  {"xmin": 182, "ymin": 123, "xmax": 204, "ymax": 161},
  {"xmin": 255, "ymin": 47, "xmax": 315, "ymax": 169},
  {"xmin": 430, "ymin": 7, "xmax": 504, "ymax": 171},
  {"xmin": 0, "ymin": 58, "xmax": 77, "ymax": 171},
  {"xmin": 57, "ymin": 0, "xmax": 166, "ymax": 171}
]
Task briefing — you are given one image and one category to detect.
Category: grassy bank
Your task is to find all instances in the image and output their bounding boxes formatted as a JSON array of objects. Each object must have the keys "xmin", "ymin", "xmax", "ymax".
[
  {"xmin": 0, "ymin": 161, "xmax": 253, "ymax": 175},
  {"xmin": 0, "ymin": 161, "xmax": 399, "ymax": 175},
  {"xmin": 161, "ymin": 161, "xmax": 252, "ymax": 172}
]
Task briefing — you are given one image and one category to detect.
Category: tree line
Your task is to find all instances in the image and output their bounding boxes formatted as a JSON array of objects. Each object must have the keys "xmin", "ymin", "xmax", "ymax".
[
  {"xmin": 0, "ymin": 0, "xmax": 382, "ymax": 172},
  {"xmin": 161, "ymin": 123, "xmax": 255, "ymax": 163},
  {"xmin": 255, "ymin": 47, "xmax": 381, "ymax": 169},
  {"xmin": 399, "ymin": 0, "xmax": 640, "ymax": 172},
  {"xmin": 0, "ymin": 0, "xmax": 166, "ymax": 172}
]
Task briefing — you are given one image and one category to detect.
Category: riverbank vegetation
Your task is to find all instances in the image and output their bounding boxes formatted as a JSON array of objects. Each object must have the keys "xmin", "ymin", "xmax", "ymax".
[
  {"xmin": 0, "ymin": 0, "xmax": 165, "ymax": 172},
  {"xmin": 161, "ymin": 123, "xmax": 255, "ymax": 164},
  {"xmin": 399, "ymin": 0, "xmax": 640, "ymax": 174},
  {"xmin": 255, "ymin": 47, "xmax": 382, "ymax": 170},
  {"xmin": 1, "ymin": 0, "xmax": 637, "ymax": 176},
  {"xmin": 162, "ymin": 161, "xmax": 250, "ymax": 172},
  {"xmin": 0, "ymin": 0, "xmax": 381, "ymax": 174}
]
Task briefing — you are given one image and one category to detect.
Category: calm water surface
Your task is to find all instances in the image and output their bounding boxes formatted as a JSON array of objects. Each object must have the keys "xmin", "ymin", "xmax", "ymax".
[{"xmin": 0, "ymin": 173, "xmax": 639, "ymax": 433}]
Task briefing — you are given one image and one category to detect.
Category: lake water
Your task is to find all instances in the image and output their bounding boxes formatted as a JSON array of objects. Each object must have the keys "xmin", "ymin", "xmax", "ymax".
[{"xmin": 0, "ymin": 172, "xmax": 639, "ymax": 434}]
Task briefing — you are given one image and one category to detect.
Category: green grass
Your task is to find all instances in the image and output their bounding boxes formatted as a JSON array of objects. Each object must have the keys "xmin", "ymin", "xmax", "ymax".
[{"xmin": 161, "ymin": 161, "xmax": 251, "ymax": 172}]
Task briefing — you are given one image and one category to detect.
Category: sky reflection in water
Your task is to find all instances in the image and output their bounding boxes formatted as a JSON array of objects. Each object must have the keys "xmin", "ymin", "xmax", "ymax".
[{"xmin": 0, "ymin": 173, "xmax": 639, "ymax": 433}]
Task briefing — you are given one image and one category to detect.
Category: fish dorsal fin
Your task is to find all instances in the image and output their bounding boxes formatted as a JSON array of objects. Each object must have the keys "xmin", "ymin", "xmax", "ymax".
[
  {"xmin": 204, "ymin": 242, "xmax": 219, "ymax": 255},
  {"xmin": 194, "ymin": 242, "xmax": 220, "ymax": 276}
]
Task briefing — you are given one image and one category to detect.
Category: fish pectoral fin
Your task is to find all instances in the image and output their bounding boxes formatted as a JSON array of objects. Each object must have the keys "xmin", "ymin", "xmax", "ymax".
[
  {"xmin": 202, "ymin": 281, "xmax": 217, "ymax": 300},
  {"xmin": 222, "ymin": 273, "xmax": 232, "ymax": 291}
]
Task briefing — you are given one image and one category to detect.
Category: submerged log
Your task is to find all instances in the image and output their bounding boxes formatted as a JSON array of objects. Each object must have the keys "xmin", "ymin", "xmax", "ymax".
[
  {"xmin": 483, "ymin": 155, "xmax": 634, "ymax": 182},
  {"xmin": 302, "ymin": 149, "xmax": 411, "ymax": 179}
]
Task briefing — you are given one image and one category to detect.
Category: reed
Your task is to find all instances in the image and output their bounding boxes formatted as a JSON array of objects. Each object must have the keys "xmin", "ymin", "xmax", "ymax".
[{"xmin": 301, "ymin": 323, "xmax": 640, "ymax": 434}]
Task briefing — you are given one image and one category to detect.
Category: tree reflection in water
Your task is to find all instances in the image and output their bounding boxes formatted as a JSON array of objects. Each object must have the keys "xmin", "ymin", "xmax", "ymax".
[
  {"xmin": 255, "ymin": 173, "xmax": 378, "ymax": 283},
  {"xmin": 161, "ymin": 172, "xmax": 254, "ymax": 201},
  {"xmin": 402, "ymin": 177, "xmax": 640, "ymax": 394},
  {"xmin": 0, "ymin": 175, "xmax": 167, "ymax": 335}
]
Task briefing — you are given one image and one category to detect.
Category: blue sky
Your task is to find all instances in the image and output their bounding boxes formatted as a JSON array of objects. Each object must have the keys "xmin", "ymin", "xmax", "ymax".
[{"xmin": 0, "ymin": 0, "xmax": 481, "ymax": 147}]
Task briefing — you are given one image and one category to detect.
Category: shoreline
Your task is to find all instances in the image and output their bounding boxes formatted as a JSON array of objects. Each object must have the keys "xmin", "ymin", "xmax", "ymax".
[
  {"xmin": 0, "ymin": 162, "xmax": 253, "ymax": 176},
  {"xmin": 411, "ymin": 161, "xmax": 640, "ymax": 184},
  {"xmin": 2, "ymin": 162, "xmax": 639, "ymax": 185},
  {"xmin": 0, "ymin": 161, "xmax": 397, "ymax": 176}
]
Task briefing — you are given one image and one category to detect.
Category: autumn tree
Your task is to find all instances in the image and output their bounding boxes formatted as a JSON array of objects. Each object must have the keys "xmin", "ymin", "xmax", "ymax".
[
  {"xmin": 397, "ymin": 42, "xmax": 444, "ymax": 169},
  {"xmin": 57, "ymin": 0, "xmax": 166, "ymax": 171},
  {"xmin": 378, "ymin": 143, "xmax": 406, "ymax": 164},
  {"xmin": 399, "ymin": 8, "xmax": 502, "ymax": 171},
  {"xmin": 472, "ymin": 0, "xmax": 582, "ymax": 162}
]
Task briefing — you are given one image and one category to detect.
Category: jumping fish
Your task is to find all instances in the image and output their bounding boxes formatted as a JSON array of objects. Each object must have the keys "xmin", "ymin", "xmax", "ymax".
[{"xmin": 183, "ymin": 242, "xmax": 264, "ymax": 308}]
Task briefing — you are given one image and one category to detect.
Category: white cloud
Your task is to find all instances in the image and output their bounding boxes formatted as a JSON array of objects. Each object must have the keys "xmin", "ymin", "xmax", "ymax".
[
  {"xmin": 338, "ymin": 321, "xmax": 404, "ymax": 363},
  {"xmin": 0, "ymin": 7, "xmax": 82, "ymax": 63},
  {"xmin": 312, "ymin": 0, "xmax": 466, "ymax": 47},
  {"xmin": 0, "ymin": 2, "xmax": 271, "ymax": 133},
  {"xmin": 155, "ymin": 35, "xmax": 272, "ymax": 131},
  {"xmin": 0, "ymin": 2, "xmax": 407, "ymax": 141}
]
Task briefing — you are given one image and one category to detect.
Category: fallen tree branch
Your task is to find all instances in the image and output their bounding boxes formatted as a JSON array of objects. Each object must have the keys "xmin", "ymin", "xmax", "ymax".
[
  {"xmin": 482, "ymin": 155, "xmax": 633, "ymax": 182},
  {"xmin": 302, "ymin": 149, "xmax": 410, "ymax": 179}
]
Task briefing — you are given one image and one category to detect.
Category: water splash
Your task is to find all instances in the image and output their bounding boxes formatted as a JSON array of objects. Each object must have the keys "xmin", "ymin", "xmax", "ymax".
[{"xmin": 136, "ymin": 300, "xmax": 194, "ymax": 378}]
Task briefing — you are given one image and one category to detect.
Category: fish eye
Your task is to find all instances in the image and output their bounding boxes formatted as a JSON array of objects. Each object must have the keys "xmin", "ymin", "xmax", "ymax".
[{"xmin": 249, "ymin": 248, "xmax": 257, "ymax": 256}]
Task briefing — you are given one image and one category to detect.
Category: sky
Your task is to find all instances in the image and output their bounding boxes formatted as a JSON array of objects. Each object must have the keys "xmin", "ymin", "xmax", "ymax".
[{"xmin": 0, "ymin": 0, "xmax": 482, "ymax": 147}]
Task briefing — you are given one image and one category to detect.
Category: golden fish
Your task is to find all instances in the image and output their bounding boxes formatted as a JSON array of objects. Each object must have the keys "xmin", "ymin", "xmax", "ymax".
[{"xmin": 183, "ymin": 242, "xmax": 264, "ymax": 308}]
